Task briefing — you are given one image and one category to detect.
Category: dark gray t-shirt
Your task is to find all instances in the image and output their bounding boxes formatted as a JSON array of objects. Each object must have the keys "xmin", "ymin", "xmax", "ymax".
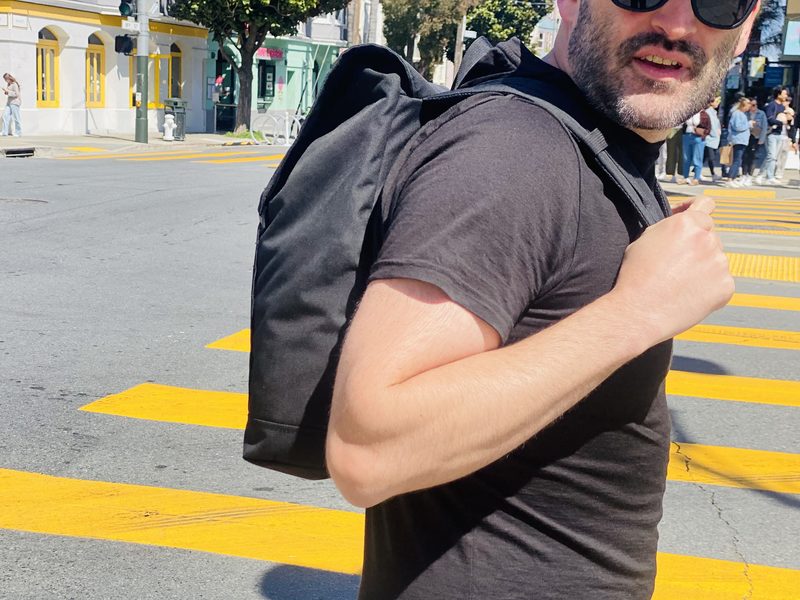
[{"xmin": 359, "ymin": 81, "xmax": 673, "ymax": 599}]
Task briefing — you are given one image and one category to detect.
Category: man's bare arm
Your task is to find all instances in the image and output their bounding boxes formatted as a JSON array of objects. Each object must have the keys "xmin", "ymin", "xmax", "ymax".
[{"xmin": 326, "ymin": 198, "xmax": 733, "ymax": 508}]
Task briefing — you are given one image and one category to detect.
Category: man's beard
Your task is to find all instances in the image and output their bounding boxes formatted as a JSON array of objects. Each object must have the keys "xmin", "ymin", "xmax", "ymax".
[{"xmin": 567, "ymin": 1, "xmax": 740, "ymax": 130}]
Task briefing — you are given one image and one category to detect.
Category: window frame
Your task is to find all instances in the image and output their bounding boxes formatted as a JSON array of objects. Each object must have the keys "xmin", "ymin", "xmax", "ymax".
[
  {"xmin": 86, "ymin": 39, "xmax": 105, "ymax": 108},
  {"xmin": 129, "ymin": 53, "xmax": 170, "ymax": 109},
  {"xmin": 36, "ymin": 32, "xmax": 60, "ymax": 108}
]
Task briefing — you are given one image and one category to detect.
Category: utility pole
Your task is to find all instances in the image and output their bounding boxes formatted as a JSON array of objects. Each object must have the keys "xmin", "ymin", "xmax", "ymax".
[
  {"xmin": 453, "ymin": 13, "xmax": 467, "ymax": 75},
  {"xmin": 135, "ymin": 0, "xmax": 150, "ymax": 143},
  {"xmin": 351, "ymin": 0, "xmax": 363, "ymax": 45}
]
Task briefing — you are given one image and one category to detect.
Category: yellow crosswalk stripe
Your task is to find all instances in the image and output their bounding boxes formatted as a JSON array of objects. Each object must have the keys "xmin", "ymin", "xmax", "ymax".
[
  {"xmin": 717, "ymin": 227, "xmax": 800, "ymax": 237},
  {"xmin": 65, "ymin": 146, "xmax": 108, "ymax": 153},
  {"xmin": 714, "ymin": 209, "xmax": 800, "ymax": 218},
  {"xmin": 0, "ymin": 467, "xmax": 798, "ymax": 596},
  {"xmin": 667, "ymin": 441, "xmax": 800, "ymax": 495},
  {"xmin": 214, "ymin": 320, "xmax": 800, "ymax": 355},
  {"xmin": 714, "ymin": 218, "xmax": 800, "ymax": 230},
  {"xmin": 81, "ymin": 371, "xmax": 800, "ymax": 431},
  {"xmin": 728, "ymin": 293, "xmax": 800, "ymax": 311},
  {"xmin": 653, "ymin": 552, "xmax": 800, "ymax": 600},
  {"xmin": 81, "ymin": 379, "xmax": 800, "ymax": 493},
  {"xmin": 59, "ymin": 149, "xmax": 195, "ymax": 160},
  {"xmin": 206, "ymin": 328, "xmax": 249, "ymax": 352},
  {"xmin": 666, "ymin": 370, "xmax": 800, "ymax": 408},
  {"xmin": 80, "ymin": 383, "xmax": 246, "ymax": 429},
  {"xmin": 0, "ymin": 468, "xmax": 364, "ymax": 574},
  {"xmin": 122, "ymin": 151, "xmax": 258, "ymax": 162},
  {"xmin": 676, "ymin": 324, "xmax": 800, "ymax": 350},
  {"xmin": 726, "ymin": 253, "xmax": 800, "ymax": 282},
  {"xmin": 196, "ymin": 154, "xmax": 284, "ymax": 164},
  {"xmin": 703, "ymin": 189, "xmax": 777, "ymax": 199}
]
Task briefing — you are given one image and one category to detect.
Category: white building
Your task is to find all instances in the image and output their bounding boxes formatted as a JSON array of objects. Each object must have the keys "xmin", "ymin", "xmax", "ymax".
[
  {"xmin": 0, "ymin": 0, "xmax": 209, "ymax": 136},
  {"xmin": 531, "ymin": 6, "xmax": 561, "ymax": 57}
]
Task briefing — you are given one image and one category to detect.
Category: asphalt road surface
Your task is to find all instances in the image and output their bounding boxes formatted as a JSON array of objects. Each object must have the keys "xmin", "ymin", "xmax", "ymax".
[{"xmin": 1, "ymin": 146, "xmax": 798, "ymax": 599}]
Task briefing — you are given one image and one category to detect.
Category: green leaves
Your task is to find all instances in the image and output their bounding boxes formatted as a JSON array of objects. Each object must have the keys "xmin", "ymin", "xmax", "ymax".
[{"xmin": 467, "ymin": 0, "xmax": 549, "ymax": 46}]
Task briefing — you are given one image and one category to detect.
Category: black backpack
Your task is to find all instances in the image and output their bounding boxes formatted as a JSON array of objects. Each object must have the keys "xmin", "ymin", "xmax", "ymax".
[{"xmin": 245, "ymin": 37, "xmax": 668, "ymax": 479}]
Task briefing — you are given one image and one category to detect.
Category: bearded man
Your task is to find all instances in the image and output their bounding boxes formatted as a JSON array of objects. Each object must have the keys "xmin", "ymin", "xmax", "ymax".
[{"xmin": 326, "ymin": 0, "xmax": 757, "ymax": 597}]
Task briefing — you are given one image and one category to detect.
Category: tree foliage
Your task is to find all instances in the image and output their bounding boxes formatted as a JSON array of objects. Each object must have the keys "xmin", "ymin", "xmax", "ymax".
[
  {"xmin": 170, "ymin": 0, "xmax": 348, "ymax": 129},
  {"xmin": 383, "ymin": 0, "xmax": 479, "ymax": 78},
  {"xmin": 384, "ymin": 0, "xmax": 548, "ymax": 79},
  {"xmin": 466, "ymin": 0, "xmax": 549, "ymax": 46}
]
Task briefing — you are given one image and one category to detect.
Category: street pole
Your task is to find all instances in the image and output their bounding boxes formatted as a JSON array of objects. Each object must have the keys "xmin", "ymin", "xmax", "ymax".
[
  {"xmin": 453, "ymin": 13, "xmax": 466, "ymax": 75},
  {"xmin": 351, "ymin": 0, "xmax": 362, "ymax": 45},
  {"xmin": 135, "ymin": 0, "xmax": 149, "ymax": 143}
]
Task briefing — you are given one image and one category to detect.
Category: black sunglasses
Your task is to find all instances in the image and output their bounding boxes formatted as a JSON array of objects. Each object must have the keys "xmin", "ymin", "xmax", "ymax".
[{"xmin": 611, "ymin": 0, "xmax": 758, "ymax": 30}]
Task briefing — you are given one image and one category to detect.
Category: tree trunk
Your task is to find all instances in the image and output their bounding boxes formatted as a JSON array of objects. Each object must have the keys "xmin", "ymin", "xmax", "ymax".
[
  {"xmin": 405, "ymin": 35, "xmax": 415, "ymax": 63},
  {"xmin": 236, "ymin": 50, "xmax": 255, "ymax": 132}
]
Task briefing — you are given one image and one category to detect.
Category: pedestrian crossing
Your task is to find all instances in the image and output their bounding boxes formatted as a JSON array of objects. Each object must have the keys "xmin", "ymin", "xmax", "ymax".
[
  {"xmin": 668, "ymin": 192, "xmax": 800, "ymax": 238},
  {"xmin": 2, "ymin": 191, "xmax": 799, "ymax": 598},
  {"xmin": 56, "ymin": 147, "xmax": 286, "ymax": 167}
]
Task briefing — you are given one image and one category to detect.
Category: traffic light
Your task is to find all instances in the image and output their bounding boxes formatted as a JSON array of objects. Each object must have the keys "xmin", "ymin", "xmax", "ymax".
[
  {"xmin": 118, "ymin": 0, "xmax": 134, "ymax": 16},
  {"xmin": 115, "ymin": 35, "xmax": 135, "ymax": 55}
]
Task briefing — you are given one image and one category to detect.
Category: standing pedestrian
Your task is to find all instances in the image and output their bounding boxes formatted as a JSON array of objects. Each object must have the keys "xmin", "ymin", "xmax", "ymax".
[
  {"xmin": 1, "ymin": 73, "xmax": 21, "ymax": 137},
  {"xmin": 774, "ymin": 98, "xmax": 794, "ymax": 182},
  {"xmin": 743, "ymin": 97, "xmax": 768, "ymax": 185},
  {"xmin": 704, "ymin": 96, "xmax": 722, "ymax": 181},
  {"xmin": 726, "ymin": 97, "xmax": 752, "ymax": 186},
  {"xmin": 327, "ymin": 0, "xmax": 752, "ymax": 596},
  {"xmin": 664, "ymin": 126, "xmax": 684, "ymax": 182},
  {"xmin": 762, "ymin": 86, "xmax": 789, "ymax": 184},
  {"xmin": 682, "ymin": 108, "xmax": 711, "ymax": 184}
]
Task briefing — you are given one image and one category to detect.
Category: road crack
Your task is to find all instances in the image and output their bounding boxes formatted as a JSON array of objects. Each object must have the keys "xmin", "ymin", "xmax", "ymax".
[{"xmin": 672, "ymin": 441, "xmax": 754, "ymax": 599}]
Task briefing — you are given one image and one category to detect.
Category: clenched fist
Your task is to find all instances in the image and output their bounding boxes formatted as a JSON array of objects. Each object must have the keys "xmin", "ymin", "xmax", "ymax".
[{"xmin": 609, "ymin": 197, "xmax": 734, "ymax": 345}]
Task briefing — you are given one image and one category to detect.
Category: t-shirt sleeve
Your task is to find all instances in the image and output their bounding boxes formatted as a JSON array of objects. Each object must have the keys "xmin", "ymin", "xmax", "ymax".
[{"xmin": 369, "ymin": 95, "xmax": 582, "ymax": 342}]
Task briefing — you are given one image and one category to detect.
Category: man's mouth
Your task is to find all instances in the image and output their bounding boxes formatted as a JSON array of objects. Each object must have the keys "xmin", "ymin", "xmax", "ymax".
[{"xmin": 634, "ymin": 54, "xmax": 683, "ymax": 71}]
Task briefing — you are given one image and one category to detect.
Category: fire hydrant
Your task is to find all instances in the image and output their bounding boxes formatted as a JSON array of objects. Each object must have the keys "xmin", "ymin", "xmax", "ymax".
[{"xmin": 163, "ymin": 114, "xmax": 176, "ymax": 141}]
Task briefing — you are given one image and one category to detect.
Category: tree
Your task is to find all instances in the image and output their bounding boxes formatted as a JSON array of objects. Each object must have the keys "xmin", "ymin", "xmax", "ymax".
[
  {"xmin": 170, "ymin": 0, "xmax": 348, "ymax": 131},
  {"xmin": 465, "ymin": 0, "xmax": 549, "ymax": 46},
  {"xmin": 383, "ymin": 0, "xmax": 479, "ymax": 78}
]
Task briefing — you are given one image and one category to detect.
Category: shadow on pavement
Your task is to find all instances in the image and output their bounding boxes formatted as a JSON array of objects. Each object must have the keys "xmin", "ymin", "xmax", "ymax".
[
  {"xmin": 259, "ymin": 564, "xmax": 360, "ymax": 600},
  {"xmin": 671, "ymin": 355, "xmax": 730, "ymax": 375}
]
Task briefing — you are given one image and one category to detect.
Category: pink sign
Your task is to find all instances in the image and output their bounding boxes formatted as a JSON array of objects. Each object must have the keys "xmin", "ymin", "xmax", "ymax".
[{"xmin": 256, "ymin": 47, "xmax": 284, "ymax": 61}]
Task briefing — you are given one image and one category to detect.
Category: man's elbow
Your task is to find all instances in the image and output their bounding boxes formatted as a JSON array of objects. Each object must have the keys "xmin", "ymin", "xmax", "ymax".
[{"xmin": 326, "ymin": 430, "xmax": 392, "ymax": 509}]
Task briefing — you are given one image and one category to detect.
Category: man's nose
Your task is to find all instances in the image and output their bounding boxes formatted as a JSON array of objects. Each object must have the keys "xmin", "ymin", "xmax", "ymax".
[{"xmin": 647, "ymin": 0, "xmax": 700, "ymax": 40}]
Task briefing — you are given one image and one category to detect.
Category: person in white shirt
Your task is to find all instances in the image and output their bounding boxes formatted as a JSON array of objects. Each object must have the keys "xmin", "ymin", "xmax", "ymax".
[{"xmin": 1, "ymin": 73, "xmax": 21, "ymax": 137}]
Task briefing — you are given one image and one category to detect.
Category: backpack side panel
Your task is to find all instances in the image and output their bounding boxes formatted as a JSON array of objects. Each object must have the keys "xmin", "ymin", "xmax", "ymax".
[{"xmin": 246, "ymin": 47, "xmax": 436, "ymax": 479}]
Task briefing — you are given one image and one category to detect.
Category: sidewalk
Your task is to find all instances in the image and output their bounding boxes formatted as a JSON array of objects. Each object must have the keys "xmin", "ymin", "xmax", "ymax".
[{"xmin": 0, "ymin": 132, "xmax": 255, "ymax": 158}]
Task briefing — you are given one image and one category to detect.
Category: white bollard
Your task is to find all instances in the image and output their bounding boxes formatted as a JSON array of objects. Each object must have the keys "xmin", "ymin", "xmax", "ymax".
[{"xmin": 163, "ymin": 114, "xmax": 176, "ymax": 141}]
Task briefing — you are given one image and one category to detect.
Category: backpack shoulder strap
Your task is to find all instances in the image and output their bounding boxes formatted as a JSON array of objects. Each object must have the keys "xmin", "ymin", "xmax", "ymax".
[{"xmin": 424, "ymin": 78, "xmax": 668, "ymax": 228}]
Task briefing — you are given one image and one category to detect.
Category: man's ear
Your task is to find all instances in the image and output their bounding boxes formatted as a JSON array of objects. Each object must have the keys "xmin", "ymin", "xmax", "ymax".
[
  {"xmin": 557, "ymin": 0, "xmax": 580, "ymax": 27},
  {"xmin": 734, "ymin": 1, "xmax": 761, "ymax": 56}
]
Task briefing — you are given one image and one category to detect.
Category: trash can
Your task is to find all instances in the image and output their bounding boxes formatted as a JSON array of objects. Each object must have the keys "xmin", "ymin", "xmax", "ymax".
[{"xmin": 164, "ymin": 98, "xmax": 188, "ymax": 141}]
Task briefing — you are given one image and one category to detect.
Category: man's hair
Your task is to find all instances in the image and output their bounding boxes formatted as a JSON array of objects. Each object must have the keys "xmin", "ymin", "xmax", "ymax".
[{"xmin": 772, "ymin": 86, "xmax": 787, "ymax": 99}]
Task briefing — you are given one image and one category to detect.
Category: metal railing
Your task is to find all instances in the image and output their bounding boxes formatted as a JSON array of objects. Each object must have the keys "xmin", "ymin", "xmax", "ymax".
[{"xmin": 249, "ymin": 110, "xmax": 305, "ymax": 146}]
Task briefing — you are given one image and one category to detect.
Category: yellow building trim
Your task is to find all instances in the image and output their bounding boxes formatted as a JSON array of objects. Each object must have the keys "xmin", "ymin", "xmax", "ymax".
[
  {"xmin": 0, "ymin": 0, "xmax": 207, "ymax": 38},
  {"xmin": 86, "ymin": 43, "xmax": 104, "ymax": 108},
  {"xmin": 150, "ymin": 20, "xmax": 207, "ymax": 39},
  {"xmin": 36, "ymin": 37, "xmax": 59, "ymax": 108}
]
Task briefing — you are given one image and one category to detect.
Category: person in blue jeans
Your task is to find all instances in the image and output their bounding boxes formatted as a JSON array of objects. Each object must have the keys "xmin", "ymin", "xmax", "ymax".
[
  {"xmin": 682, "ymin": 110, "xmax": 710, "ymax": 183},
  {"xmin": 727, "ymin": 97, "xmax": 752, "ymax": 186}
]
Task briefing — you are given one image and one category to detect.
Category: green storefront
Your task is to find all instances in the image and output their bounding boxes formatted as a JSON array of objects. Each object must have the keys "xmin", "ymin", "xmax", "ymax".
[{"xmin": 209, "ymin": 36, "xmax": 342, "ymax": 132}]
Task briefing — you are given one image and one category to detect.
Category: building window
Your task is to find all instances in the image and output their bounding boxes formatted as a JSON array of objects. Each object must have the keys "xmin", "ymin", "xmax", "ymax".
[
  {"xmin": 257, "ymin": 61, "xmax": 275, "ymax": 101},
  {"xmin": 36, "ymin": 28, "xmax": 59, "ymax": 108},
  {"xmin": 86, "ymin": 34, "xmax": 105, "ymax": 108},
  {"xmin": 129, "ymin": 53, "xmax": 170, "ymax": 108},
  {"xmin": 170, "ymin": 43, "xmax": 182, "ymax": 98}
]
